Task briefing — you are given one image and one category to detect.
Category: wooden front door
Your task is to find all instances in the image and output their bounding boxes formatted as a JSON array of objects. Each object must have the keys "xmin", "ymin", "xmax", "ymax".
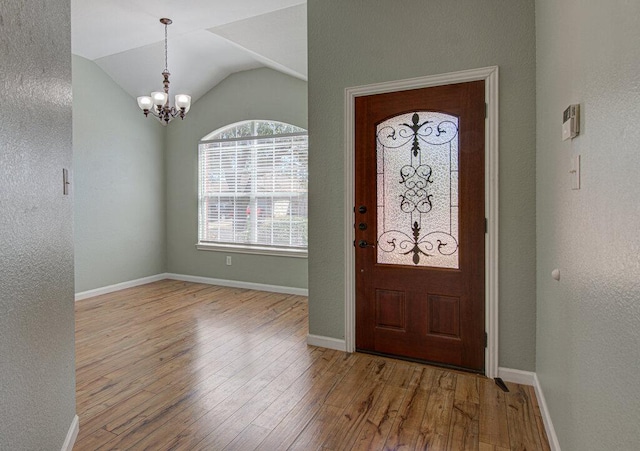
[{"xmin": 355, "ymin": 81, "xmax": 485, "ymax": 372}]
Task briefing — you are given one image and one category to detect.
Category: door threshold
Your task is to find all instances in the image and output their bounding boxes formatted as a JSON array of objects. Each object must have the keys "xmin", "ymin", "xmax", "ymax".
[{"xmin": 355, "ymin": 348, "xmax": 485, "ymax": 376}]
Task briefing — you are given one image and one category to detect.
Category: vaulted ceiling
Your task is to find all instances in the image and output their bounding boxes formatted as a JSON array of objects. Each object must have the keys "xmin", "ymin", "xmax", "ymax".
[{"xmin": 71, "ymin": 0, "xmax": 307, "ymax": 103}]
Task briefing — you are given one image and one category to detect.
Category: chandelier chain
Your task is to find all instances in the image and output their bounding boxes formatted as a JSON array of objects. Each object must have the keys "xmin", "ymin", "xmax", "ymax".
[{"xmin": 164, "ymin": 22, "xmax": 168, "ymax": 72}]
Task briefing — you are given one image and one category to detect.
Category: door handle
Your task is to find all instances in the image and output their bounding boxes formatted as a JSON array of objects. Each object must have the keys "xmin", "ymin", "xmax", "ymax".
[{"xmin": 358, "ymin": 240, "xmax": 376, "ymax": 248}]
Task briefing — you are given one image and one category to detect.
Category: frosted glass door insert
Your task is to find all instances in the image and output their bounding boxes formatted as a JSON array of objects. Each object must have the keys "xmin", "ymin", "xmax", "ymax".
[{"xmin": 376, "ymin": 112, "xmax": 459, "ymax": 268}]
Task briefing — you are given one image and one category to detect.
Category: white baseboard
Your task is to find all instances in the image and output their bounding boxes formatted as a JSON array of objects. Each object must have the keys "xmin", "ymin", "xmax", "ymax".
[
  {"xmin": 498, "ymin": 367, "xmax": 536, "ymax": 386},
  {"xmin": 166, "ymin": 273, "xmax": 309, "ymax": 296},
  {"xmin": 61, "ymin": 414, "xmax": 79, "ymax": 451},
  {"xmin": 307, "ymin": 334, "xmax": 347, "ymax": 351},
  {"xmin": 533, "ymin": 373, "xmax": 561, "ymax": 451},
  {"xmin": 498, "ymin": 368, "xmax": 561, "ymax": 451},
  {"xmin": 75, "ymin": 274, "xmax": 167, "ymax": 301},
  {"xmin": 75, "ymin": 273, "xmax": 308, "ymax": 301}
]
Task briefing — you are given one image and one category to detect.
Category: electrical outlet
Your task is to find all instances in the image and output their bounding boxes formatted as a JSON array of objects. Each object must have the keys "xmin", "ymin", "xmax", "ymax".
[{"xmin": 226, "ymin": 256, "xmax": 232, "ymax": 266}]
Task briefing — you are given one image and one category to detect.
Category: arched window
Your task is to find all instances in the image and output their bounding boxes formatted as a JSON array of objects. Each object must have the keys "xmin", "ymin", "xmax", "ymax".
[{"xmin": 197, "ymin": 120, "xmax": 308, "ymax": 256}]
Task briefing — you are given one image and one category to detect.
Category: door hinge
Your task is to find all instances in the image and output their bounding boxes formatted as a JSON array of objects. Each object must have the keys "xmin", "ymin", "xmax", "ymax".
[
  {"xmin": 485, "ymin": 102, "xmax": 488, "ymax": 118},
  {"xmin": 353, "ymin": 240, "xmax": 356, "ymax": 247},
  {"xmin": 484, "ymin": 332, "xmax": 488, "ymax": 348},
  {"xmin": 485, "ymin": 218, "xmax": 488, "ymax": 234}
]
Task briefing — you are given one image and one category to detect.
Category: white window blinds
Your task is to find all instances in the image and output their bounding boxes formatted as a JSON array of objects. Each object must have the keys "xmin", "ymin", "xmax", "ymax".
[{"xmin": 198, "ymin": 121, "xmax": 308, "ymax": 253}]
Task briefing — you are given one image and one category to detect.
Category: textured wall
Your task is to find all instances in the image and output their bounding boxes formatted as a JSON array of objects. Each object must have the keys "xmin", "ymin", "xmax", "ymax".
[
  {"xmin": 0, "ymin": 0, "xmax": 76, "ymax": 449},
  {"xmin": 73, "ymin": 55, "xmax": 166, "ymax": 293},
  {"xmin": 536, "ymin": 0, "xmax": 640, "ymax": 448},
  {"xmin": 307, "ymin": 0, "xmax": 537, "ymax": 370},
  {"xmin": 165, "ymin": 68, "xmax": 309, "ymax": 288}
]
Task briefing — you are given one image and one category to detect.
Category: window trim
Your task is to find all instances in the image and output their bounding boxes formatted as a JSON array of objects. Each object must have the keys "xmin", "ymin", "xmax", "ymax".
[
  {"xmin": 197, "ymin": 120, "xmax": 308, "ymax": 258},
  {"xmin": 199, "ymin": 131, "xmax": 308, "ymax": 145},
  {"xmin": 195, "ymin": 242, "xmax": 308, "ymax": 258}
]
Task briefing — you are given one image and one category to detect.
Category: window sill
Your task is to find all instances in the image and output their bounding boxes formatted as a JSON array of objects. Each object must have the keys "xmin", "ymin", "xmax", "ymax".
[{"xmin": 195, "ymin": 243, "xmax": 308, "ymax": 258}]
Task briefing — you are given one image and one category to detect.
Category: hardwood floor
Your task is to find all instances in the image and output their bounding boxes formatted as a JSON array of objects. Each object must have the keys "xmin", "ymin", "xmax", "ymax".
[{"xmin": 74, "ymin": 280, "xmax": 549, "ymax": 450}]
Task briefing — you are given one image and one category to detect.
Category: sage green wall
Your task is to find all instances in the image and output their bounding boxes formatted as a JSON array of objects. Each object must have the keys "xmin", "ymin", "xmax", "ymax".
[
  {"xmin": 308, "ymin": 0, "xmax": 537, "ymax": 370},
  {"xmin": 73, "ymin": 55, "xmax": 166, "ymax": 293},
  {"xmin": 0, "ymin": 0, "xmax": 76, "ymax": 448},
  {"xmin": 536, "ymin": 1, "xmax": 640, "ymax": 448},
  {"xmin": 165, "ymin": 68, "xmax": 308, "ymax": 288}
]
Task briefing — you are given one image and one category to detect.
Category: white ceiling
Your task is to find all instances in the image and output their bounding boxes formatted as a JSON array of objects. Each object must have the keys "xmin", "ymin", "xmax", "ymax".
[{"xmin": 71, "ymin": 0, "xmax": 307, "ymax": 103}]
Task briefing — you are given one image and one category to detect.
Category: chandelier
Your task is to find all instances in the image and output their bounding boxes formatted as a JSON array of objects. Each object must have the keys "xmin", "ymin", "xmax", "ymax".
[{"xmin": 136, "ymin": 18, "xmax": 191, "ymax": 125}]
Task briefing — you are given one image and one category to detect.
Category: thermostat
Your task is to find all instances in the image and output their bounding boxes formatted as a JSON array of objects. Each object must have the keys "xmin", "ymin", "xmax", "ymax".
[{"xmin": 562, "ymin": 104, "xmax": 580, "ymax": 141}]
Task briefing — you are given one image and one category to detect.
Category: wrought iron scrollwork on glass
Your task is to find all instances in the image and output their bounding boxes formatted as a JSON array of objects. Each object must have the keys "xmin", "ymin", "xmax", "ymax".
[
  {"xmin": 400, "ymin": 164, "xmax": 433, "ymax": 214},
  {"xmin": 376, "ymin": 112, "xmax": 460, "ymax": 268}
]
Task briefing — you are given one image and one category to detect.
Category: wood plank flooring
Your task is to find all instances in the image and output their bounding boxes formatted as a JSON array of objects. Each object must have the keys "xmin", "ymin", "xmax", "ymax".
[{"xmin": 74, "ymin": 280, "xmax": 550, "ymax": 450}]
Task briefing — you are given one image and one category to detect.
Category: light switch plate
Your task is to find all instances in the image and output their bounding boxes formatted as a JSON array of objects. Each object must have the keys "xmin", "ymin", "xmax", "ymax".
[
  {"xmin": 570, "ymin": 154, "xmax": 580, "ymax": 190},
  {"xmin": 63, "ymin": 168, "xmax": 70, "ymax": 195}
]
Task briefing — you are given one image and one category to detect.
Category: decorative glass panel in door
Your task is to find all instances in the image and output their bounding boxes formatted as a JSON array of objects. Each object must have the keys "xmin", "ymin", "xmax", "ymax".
[{"xmin": 376, "ymin": 112, "xmax": 459, "ymax": 268}]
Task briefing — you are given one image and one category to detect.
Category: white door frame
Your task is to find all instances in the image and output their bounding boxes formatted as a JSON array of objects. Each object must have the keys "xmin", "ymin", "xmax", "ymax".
[{"xmin": 343, "ymin": 66, "xmax": 499, "ymax": 378}]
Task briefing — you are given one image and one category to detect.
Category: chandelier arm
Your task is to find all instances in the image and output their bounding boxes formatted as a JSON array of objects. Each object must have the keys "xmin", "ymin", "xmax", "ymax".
[
  {"xmin": 146, "ymin": 108, "xmax": 161, "ymax": 119},
  {"xmin": 170, "ymin": 107, "xmax": 184, "ymax": 118},
  {"xmin": 148, "ymin": 107, "xmax": 169, "ymax": 125}
]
